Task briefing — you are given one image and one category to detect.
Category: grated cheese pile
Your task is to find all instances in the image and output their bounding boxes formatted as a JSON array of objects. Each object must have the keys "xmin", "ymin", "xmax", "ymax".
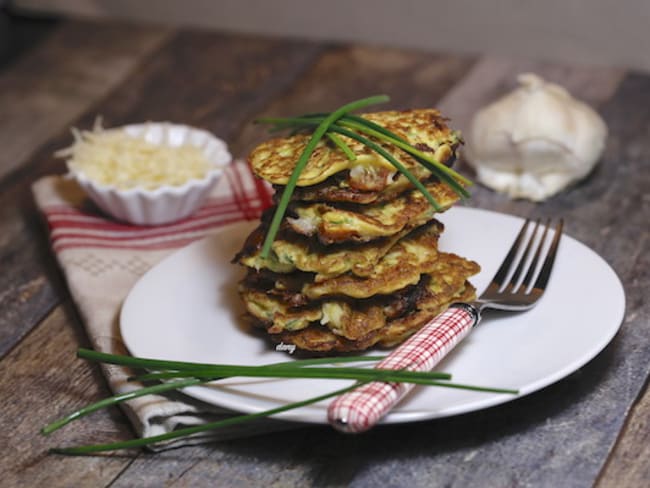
[{"xmin": 57, "ymin": 126, "xmax": 213, "ymax": 190}]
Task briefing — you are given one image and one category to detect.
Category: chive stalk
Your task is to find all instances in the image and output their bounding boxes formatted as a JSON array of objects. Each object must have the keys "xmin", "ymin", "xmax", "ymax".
[
  {"xmin": 49, "ymin": 382, "xmax": 370, "ymax": 455},
  {"xmin": 259, "ymin": 95, "xmax": 389, "ymax": 258},
  {"xmin": 127, "ymin": 366, "xmax": 454, "ymax": 383},
  {"xmin": 41, "ymin": 377, "xmax": 205, "ymax": 435},
  {"xmin": 326, "ymin": 132, "xmax": 356, "ymax": 161},
  {"xmin": 76, "ymin": 348, "xmax": 383, "ymax": 371}
]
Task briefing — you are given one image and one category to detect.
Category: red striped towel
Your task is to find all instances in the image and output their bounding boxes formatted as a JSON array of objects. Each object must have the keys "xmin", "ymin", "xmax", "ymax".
[{"xmin": 32, "ymin": 160, "xmax": 289, "ymax": 448}]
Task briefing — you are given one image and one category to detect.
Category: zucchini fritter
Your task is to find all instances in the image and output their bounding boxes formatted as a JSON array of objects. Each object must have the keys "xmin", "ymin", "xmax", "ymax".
[{"xmin": 236, "ymin": 106, "xmax": 477, "ymax": 353}]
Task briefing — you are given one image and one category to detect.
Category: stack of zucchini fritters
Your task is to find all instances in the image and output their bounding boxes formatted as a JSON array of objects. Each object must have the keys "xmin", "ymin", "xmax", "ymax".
[{"xmin": 234, "ymin": 109, "xmax": 480, "ymax": 353}]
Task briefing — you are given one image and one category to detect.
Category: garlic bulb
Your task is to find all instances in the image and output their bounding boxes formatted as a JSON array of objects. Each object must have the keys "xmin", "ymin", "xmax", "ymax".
[{"xmin": 465, "ymin": 73, "xmax": 607, "ymax": 201}]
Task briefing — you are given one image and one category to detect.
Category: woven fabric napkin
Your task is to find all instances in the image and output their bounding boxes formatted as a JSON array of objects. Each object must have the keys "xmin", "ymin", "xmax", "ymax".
[{"xmin": 32, "ymin": 161, "xmax": 294, "ymax": 448}]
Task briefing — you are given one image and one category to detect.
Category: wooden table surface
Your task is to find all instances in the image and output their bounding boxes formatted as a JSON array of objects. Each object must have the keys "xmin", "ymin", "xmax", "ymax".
[{"xmin": 1, "ymin": 19, "xmax": 648, "ymax": 488}]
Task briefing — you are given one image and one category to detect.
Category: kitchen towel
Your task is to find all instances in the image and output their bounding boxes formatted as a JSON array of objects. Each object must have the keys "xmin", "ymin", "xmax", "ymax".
[{"xmin": 32, "ymin": 160, "xmax": 294, "ymax": 448}]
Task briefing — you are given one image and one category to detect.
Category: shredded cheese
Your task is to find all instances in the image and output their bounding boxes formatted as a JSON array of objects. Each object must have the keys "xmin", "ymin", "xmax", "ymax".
[{"xmin": 57, "ymin": 125, "xmax": 213, "ymax": 190}]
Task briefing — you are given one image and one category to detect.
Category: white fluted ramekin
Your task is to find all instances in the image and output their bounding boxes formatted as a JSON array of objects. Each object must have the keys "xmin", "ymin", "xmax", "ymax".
[{"xmin": 67, "ymin": 123, "xmax": 231, "ymax": 226}]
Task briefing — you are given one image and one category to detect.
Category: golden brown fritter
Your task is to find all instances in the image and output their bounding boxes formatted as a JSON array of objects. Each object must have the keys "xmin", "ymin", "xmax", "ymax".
[
  {"xmin": 270, "ymin": 281, "xmax": 477, "ymax": 353},
  {"xmin": 236, "ymin": 219, "xmax": 444, "ymax": 281},
  {"xmin": 238, "ymin": 221, "xmax": 448, "ymax": 301},
  {"xmin": 286, "ymin": 179, "xmax": 459, "ymax": 244},
  {"xmin": 303, "ymin": 248, "xmax": 476, "ymax": 300},
  {"xmin": 238, "ymin": 251, "xmax": 480, "ymax": 351},
  {"xmin": 249, "ymin": 109, "xmax": 461, "ymax": 190}
]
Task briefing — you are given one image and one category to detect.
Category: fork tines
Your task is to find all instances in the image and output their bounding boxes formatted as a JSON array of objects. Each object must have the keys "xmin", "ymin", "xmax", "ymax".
[{"xmin": 495, "ymin": 219, "xmax": 564, "ymax": 294}]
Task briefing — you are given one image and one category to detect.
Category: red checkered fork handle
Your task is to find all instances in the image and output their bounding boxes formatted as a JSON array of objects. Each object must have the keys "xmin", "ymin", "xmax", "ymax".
[{"xmin": 327, "ymin": 304, "xmax": 479, "ymax": 433}]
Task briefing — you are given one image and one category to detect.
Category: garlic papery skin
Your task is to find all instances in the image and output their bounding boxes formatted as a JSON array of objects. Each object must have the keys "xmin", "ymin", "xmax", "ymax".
[{"xmin": 465, "ymin": 73, "xmax": 607, "ymax": 201}]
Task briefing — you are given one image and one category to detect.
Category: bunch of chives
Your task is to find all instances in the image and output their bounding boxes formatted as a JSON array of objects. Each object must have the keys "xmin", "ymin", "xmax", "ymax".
[{"xmin": 42, "ymin": 348, "xmax": 516, "ymax": 453}]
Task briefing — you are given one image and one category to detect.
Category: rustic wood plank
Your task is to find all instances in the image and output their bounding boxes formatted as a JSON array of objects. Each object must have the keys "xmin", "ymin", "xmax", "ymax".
[
  {"xmin": 0, "ymin": 26, "xmax": 326, "ymax": 359},
  {"xmin": 0, "ymin": 19, "xmax": 173, "ymax": 181},
  {"xmin": 0, "ymin": 11, "xmax": 59, "ymax": 69},
  {"xmin": 597, "ymin": 382, "xmax": 650, "ymax": 487},
  {"xmin": 591, "ymin": 72, "xmax": 650, "ymax": 487},
  {"xmin": 0, "ymin": 305, "xmax": 134, "ymax": 487},
  {"xmin": 107, "ymin": 432, "xmax": 320, "ymax": 488},
  {"xmin": 86, "ymin": 29, "xmax": 327, "ymax": 143},
  {"xmin": 231, "ymin": 44, "xmax": 476, "ymax": 157}
]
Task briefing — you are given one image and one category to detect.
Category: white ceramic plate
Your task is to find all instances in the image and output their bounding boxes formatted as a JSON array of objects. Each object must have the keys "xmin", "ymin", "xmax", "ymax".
[{"xmin": 120, "ymin": 207, "xmax": 625, "ymax": 424}]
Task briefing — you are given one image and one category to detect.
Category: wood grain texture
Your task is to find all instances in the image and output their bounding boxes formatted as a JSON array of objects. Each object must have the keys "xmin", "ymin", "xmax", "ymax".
[
  {"xmin": 0, "ymin": 304, "xmax": 135, "ymax": 487},
  {"xmin": 598, "ymin": 381, "xmax": 650, "ymax": 487},
  {"xmin": 0, "ymin": 20, "xmax": 172, "ymax": 180},
  {"xmin": 86, "ymin": 29, "xmax": 327, "ymax": 144},
  {"xmin": 231, "ymin": 45, "xmax": 476, "ymax": 157},
  {"xmin": 591, "ymin": 72, "xmax": 650, "ymax": 488}
]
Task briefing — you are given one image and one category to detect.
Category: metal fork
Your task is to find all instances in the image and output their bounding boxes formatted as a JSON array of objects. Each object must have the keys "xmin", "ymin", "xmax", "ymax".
[{"xmin": 328, "ymin": 218, "xmax": 564, "ymax": 433}]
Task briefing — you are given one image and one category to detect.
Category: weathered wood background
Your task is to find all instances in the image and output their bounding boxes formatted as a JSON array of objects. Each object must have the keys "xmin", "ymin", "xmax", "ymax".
[{"xmin": 0, "ymin": 18, "xmax": 648, "ymax": 487}]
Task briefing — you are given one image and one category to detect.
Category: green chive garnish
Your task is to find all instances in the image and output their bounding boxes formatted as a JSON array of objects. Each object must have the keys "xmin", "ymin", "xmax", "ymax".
[
  {"xmin": 256, "ymin": 95, "xmax": 472, "ymax": 256},
  {"xmin": 48, "ymin": 382, "xmax": 371, "ymax": 455},
  {"xmin": 259, "ymin": 95, "xmax": 390, "ymax": 258},
  {"xmin": 42, "ymin": 349, "xmax": 517, "ymax": 452},
  {"xmin": 326, "ymin": 132, "xmax": 356, "ymax": 161}
]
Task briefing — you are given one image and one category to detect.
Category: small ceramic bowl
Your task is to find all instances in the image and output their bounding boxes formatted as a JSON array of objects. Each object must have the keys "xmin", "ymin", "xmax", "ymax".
[{"xmin": 67, "ymin": 122, "xmax": 231, "ymax": 225}]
